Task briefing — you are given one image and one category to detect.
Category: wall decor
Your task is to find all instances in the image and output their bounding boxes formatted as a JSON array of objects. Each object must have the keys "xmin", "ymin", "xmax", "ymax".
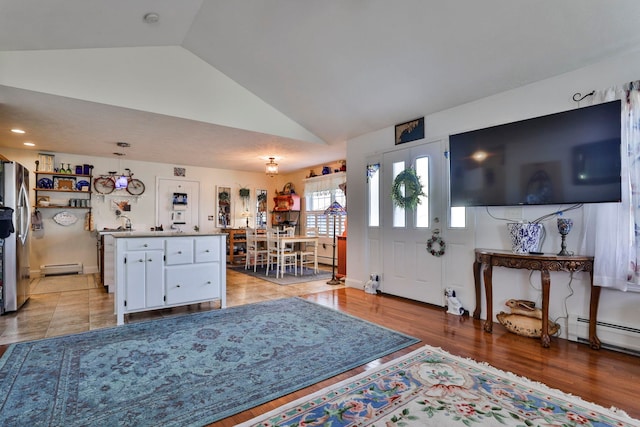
[
  {"xmin": 173, "ymin": 167, "xmax": 186, "ymax": 177},
  {"xmin": 216, "ymin": 185, "xmax": 232, "ymax": 228},
  {"xmin": 53, "ymin": 176, "xmax": 76, "ymax": 190},
  {"xmin": 256, "ymin": 189, "xmax": 267, "ymax": 228},
  {"xmin": 395, "ymin": 117, "xmax": 424, "ymax": 145}
]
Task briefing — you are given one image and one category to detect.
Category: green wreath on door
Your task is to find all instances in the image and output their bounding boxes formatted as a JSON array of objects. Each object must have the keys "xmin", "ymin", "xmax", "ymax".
[{"xmin": 391, "ymin": 167, "xmax": 425, "ymax": 210}]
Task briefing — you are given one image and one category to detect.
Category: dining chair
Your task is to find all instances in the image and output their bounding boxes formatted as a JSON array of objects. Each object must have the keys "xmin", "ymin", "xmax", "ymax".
[
  {"xmin": 265, "ymin": 230, "xmax": 281, "ymax": 277},
  {"xmin": 245, "ymin": 228, "xmax": 268, "ymax": 272},
  {"xmin": 299, "ymin": 227, "xmax": 319, "ymax": 274},
  {"xmin": 266, "ymin": 230, "xmax": 297, "ymax": 278}
]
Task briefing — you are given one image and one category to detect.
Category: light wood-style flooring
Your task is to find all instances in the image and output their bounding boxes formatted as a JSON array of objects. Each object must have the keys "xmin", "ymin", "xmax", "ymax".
[{"xmin": 0, "ymin": 268, "xmax": 638, "ymax": 425}]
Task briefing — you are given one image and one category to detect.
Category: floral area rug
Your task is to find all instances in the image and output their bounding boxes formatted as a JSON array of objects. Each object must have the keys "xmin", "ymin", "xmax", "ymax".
[
  {"xmin": 0, "ymin": 298, "xmax": 418, "ymax": 427},
  {"xmin": 240, "ymin": 345, "xmax": 640, "ymax": 427}
]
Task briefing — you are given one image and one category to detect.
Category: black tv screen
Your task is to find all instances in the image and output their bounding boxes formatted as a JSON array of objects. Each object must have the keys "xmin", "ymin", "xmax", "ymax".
[{"xmin": 449, "ymin": 100, "xmax": 622, "ymax": 207}]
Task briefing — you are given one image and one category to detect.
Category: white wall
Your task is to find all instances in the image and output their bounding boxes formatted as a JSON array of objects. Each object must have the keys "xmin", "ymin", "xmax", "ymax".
[
  {"xmin": 346, "ymin": 48, "xmax": 640, "ymax": 334},
  {"xmin": 2, "ymin": 146, "xmax": 286, "ymax": 275}
]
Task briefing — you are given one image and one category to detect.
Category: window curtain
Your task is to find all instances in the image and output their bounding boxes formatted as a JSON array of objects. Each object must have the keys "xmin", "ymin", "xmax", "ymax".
[
  {"xmin": 303, "ymin": 174, "xmax": 346, "ymax": 196},
  {"xmin": 579, "ymin": 82, "xmax": 640, "ymax": 292}
]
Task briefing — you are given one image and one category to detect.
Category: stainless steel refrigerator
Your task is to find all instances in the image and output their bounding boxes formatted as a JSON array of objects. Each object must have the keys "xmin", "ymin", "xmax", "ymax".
[{"xmin": 0, "ymin": 161, "xmax": 31, "ymax": 313}]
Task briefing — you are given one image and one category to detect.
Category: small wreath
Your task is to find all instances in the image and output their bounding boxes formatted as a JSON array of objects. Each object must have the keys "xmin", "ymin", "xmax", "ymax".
[
  {"xmin": 427, "ymin": 235, "xmax": 446, "ymax": 257},
  {"xmin": 391, "ymin": 168, "xmax": 425, "ymax": 210}
]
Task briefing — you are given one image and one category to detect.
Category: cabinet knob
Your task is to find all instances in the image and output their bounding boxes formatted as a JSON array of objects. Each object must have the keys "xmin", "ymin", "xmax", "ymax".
[
  {"xmin": 143, "ymin": 244, "xmax": 148, "ymax": 247},
  {"xmin": 147, "ymin": 259, "xmax": 152, "ymax": 262},
  {"xmin": 205, "ymin": 249, "xmax": 210, "ymax": 253},
  {"xmin": 138, "ymin": 259, "xmax": 144, "ymax": 262},
  {"xmin": 178, "ymin": 251, "xmax": 182, "ymax": 254},
  {"xmin": 206, "ymin": 281, "xmax": 211, "ymax": 284},
  {"xmin": 176, "ymin": 284, "xmax": 181, "ymax": 287}
]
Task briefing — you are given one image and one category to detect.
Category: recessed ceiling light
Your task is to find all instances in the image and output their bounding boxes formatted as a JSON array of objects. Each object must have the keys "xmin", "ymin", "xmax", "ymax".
[
  {"xmin": 11, "ymin": 129, "xmax": 25, "ymax": 134},
  {"xmin": 23, "ymin": 142, "xmax": 35, "ymax": 147},
  {"xmin": 143, "ymin": 12, "xmax": 159, "ymax": 23}
]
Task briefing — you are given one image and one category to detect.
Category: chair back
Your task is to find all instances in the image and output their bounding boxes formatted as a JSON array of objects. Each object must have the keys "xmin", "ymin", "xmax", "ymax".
[{"xmin": 283, "ymin": 226, "xmax": 295, "ymax": 236}]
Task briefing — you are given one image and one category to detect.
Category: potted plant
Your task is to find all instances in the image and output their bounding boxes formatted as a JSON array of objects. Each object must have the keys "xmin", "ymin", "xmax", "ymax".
[{"xmin": 219, "ymin": 191, "xmax": 230, "ymax": 204}]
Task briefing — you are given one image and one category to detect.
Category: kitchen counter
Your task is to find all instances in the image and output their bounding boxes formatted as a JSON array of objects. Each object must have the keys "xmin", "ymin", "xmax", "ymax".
[
  {"xmin": 98, "ymin": 229, "xmax": 227, "ymax": 237},
  {"xmin": 113, "ymin": 233, "xmax": 226, "ymax": 325},
  {"xmin": 108, "ymin": 231, "xmax": 227, "ymax": 238}
]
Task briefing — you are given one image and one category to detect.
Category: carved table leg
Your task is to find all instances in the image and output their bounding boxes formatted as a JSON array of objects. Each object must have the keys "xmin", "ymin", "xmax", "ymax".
[
  {"xmin": 473, "ymin": 259, "xmax": 482, "ymax": 320},
  {"xmin": 483, "ymin": 262, "xmax": 493, "ymax": 333},
  {"xmin": 540, "ymin": 269, "xmax": 551, "ymax": 348},
  {"xmin": 589, "ymin": 271, "xmax": 602, "ymax": 350}
]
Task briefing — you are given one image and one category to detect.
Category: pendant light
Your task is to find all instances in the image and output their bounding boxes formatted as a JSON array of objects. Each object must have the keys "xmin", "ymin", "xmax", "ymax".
[{"xmin": 265, "ymin": 157, "xmax": 278, "ymax": 177}]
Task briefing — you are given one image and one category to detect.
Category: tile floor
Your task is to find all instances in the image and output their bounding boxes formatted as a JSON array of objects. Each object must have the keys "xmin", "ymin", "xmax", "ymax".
[{"xmin": 0, "ymin": 266, "xmax": 344, "ymax": 346}]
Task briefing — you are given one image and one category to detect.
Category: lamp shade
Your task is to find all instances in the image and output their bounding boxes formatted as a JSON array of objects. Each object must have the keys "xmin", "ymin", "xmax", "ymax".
[{"xmin": 324, "ymin": 200, "xmax": 346, "ymax": 216}]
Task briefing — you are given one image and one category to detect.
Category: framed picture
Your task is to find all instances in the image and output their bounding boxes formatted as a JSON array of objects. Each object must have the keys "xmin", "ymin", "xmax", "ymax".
[
  {"xmin": 395, "ymin": 117, "xmax": 425, "ymax": 145},
  {"xmin": 53, "ymin": 176, "xmax": 76, "ymax": 190}
]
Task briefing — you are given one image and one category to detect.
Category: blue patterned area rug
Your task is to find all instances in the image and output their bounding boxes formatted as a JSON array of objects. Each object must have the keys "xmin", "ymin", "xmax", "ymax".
[
  {"xmin": 240, "ymin": 345, "xmax": 640, "ymax": 427},
  {"xmin": 0, "ymin": 298, "xmax": 418, "ymax": 426},
  {"xmin": 231, "ymin": 265, "xmax": 333, "ymax": 285}
]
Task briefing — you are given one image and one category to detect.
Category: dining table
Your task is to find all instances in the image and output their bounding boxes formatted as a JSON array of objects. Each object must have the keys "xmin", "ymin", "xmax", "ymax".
[{"xmin": 272, "ymin": 234, "xmax": 319, "ymax": 277}]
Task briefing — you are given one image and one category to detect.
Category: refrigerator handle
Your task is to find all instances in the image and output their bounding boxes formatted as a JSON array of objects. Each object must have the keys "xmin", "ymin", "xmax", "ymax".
[{"xmin": 18, "ymin": 182, "xmax": 30, "ymax": 243}]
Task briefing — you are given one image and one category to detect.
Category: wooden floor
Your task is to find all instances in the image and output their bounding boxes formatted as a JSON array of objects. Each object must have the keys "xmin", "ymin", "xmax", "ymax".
[{"xmin": 1, "ymin": 268, "xmax": 639, "ymax": 425}]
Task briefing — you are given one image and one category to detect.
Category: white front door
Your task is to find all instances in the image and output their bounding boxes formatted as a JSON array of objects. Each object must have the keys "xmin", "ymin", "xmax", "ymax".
[{"xmin": 381, "ymin": 141, "xmax": 445, "ymax": 305}]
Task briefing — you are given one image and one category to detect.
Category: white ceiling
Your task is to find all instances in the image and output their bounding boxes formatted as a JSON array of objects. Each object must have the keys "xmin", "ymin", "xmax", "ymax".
[{"xmin": 2, "ymin": 0, "xmax": 640, "ymax": 173}]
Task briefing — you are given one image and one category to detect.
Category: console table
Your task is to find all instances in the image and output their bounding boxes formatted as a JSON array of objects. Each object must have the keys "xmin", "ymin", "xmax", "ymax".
[{"xmin": 473, "ymin": 249, "xmax": 600, "ymax": 348}]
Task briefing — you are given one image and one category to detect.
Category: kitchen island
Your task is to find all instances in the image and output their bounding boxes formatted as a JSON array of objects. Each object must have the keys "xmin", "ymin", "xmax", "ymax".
[{"xmin": 111, "ymin": 232, "xmax": 227, "ymax": 325}]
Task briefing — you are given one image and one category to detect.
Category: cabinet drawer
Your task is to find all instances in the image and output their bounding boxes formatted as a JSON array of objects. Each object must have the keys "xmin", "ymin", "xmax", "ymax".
[
  {"xmin": 165, "ymin": 238, "xmax": 194, "ymax": 265},
  {"xmin": 125, "ymin": 238, "xmax": 163, "ymax": 251},
  {"xmin": 194, "ymin": 237, "xmax": 221, "ymax": 263},
  {"xmin": 165, "ymin": 264, "xmax": 220, "ymax": 305}
]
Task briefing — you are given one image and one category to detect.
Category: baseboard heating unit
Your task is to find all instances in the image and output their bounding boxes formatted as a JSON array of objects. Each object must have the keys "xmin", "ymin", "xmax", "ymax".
[
  {"xmin": 568, "ymin": 314, "xmax": 640, "ymax": 356},
  {"xmin": 40, "ymin": 263, "xmax": 83, "ymax": 276}
]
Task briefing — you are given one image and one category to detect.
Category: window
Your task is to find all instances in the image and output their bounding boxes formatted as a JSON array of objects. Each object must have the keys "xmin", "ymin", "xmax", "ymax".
[
  {"xmin": 415, "ymin": 156, "xmax": 429, "ymax": 228},
  {"xmin": 305, "ymin": 189, "xmax": 346, "ymax": 237},
  {"xmin": 304, "ymin": 174, "xmax": 347, "ymax": 237},
  {"xmin": 367, "ymin": 163, "xmax": 380, "ymax": 227},
  {"xmin": 393, "ymin": 161, "xmax": 405, "ymax": 227}
]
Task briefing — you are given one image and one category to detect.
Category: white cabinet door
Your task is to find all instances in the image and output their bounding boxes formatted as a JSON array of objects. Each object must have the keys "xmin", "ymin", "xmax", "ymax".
[
  {"xmin": 124, "ymin": 250, "xmax": 164, "ymax": 310},
  {"xmin": 165, "ymin": 264, "xmax": 219, "ymax": 305},
  {"xmin": 124, "ymin": 251, "xmax": 147, "ymax": 311},
  {"xmin": 145, "ymin": 250, "xmax": 165, "ymax": 308}
]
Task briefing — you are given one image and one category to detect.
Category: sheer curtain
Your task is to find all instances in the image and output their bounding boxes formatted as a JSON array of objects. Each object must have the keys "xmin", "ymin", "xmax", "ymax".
[{"xmin": 579, "ymin": 82, "xmax": 640, "ymax": 292}]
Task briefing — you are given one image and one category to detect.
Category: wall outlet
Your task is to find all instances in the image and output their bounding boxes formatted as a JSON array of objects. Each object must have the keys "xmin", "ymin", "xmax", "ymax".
[
  {"xmin": 208, "ymin": 215, "xmax": 214, "ymax": 221},
  {"xmin": 505, "ymin": 207, "xmax": 523, "ymax": 220}
]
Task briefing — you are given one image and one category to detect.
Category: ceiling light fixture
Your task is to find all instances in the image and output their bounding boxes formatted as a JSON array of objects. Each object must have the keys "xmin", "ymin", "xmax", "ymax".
[
  {"xmin": 11, "ymin": 129, "xmax": 25, "ymax": 134},
  {"xmin": 143, "ymin": 12, "xmax": 160, "ymax": 23},
  {"xmin": 265, "ymin": 157, "xmax": 279, "ymax": 177},
  {"xmin": 23, "ymin": 142, "xmax": 35, "ymax": 147}
]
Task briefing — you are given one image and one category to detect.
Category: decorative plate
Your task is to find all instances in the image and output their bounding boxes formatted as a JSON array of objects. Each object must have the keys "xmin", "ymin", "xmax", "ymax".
[
  {"xmin": 37, "ymin": 177, "xmax": 53, "ymax": 189},
  {"xmin": 53, "ymin": 211, "xmax": 78, "ymax": 226},
  {"xmin": 76, "ymin": 180, "xmax": 90, "ymax": 191}
]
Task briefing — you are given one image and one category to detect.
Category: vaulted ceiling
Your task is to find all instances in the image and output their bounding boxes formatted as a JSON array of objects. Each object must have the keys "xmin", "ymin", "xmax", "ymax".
[{"xmin": 1, "ymin": 0, "xmax": 640, "ymax": 173}]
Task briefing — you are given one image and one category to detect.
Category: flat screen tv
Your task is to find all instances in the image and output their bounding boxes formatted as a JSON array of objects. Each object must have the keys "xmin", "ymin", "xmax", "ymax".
[{"xmin": 449, "ymin": 100, "xmax": 622, "ymax": 207}]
